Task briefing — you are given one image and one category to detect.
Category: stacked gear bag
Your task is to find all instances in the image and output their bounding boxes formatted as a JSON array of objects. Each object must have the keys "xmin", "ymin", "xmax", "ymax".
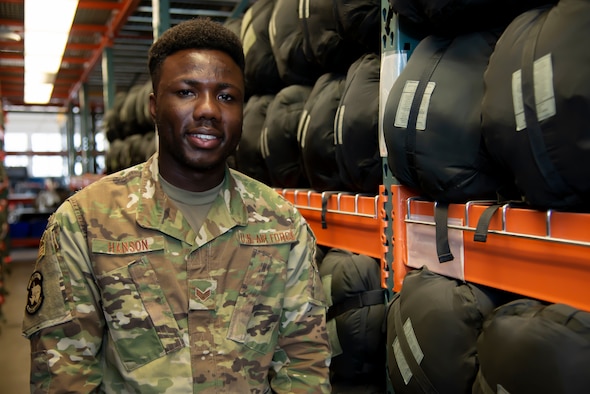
[
  {"xmin": 332, "ymin": 0, "xmax": 381, "ymax": 55},
  {"xmin": 389, "ymin": 0, "xmax": 558, "ymax": 36},
  {"xmin": 382, "ymin": 29, "xmax": 509, "ymax": 205},
  {"xmin": 474, "ymin": 299, "xmax": 590, "ymax": 394},
  {"xmin": 385, "ymin": 266, "xmax": 517, "ymax": 394},
  {"xmin": 268, "ymin": 0, "xmax": 323, "ymax": 86},
  {"xmin": 298, "ymin": 0, "xmax": 366, "ymax": 74},
  {"xmin": 335, "ymin": 53, "xmax": 382, "ymax": 194},
  {"xmin": 103, "ymin": 82, "xmax": 156, "ymax": 174},
  {"xmin": 481, "ymin": 0, "xmax": 590, "ymax": 211},
  {"xmin": 236, "ymin": 94, "xmax": 275, "ymax": 185},
  {"xmin": 318, "ymin": 248, "xmax": 387, "ymax": 393},
  {"xmin": 260, "ymin": 84, "xmax": 312, "ymax": 188},
  {"xmin": 382, "ymin": 29, "xmax": 515, "ymax": 264},
  {"xmin": 298, "ymin": 72, "xmax": 347, "ymax": 192},
  {"xmin": 240, "ymin": 0, "xmax": 283, "ymax": 97}
]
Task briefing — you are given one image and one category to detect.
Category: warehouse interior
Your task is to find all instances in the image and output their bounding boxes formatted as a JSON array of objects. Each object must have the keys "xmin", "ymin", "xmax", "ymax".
[
  {"xmin": 1, "ymin": 0, "xmax": 590, "ymax": 393},
  {"xmin": 0, "ymin": 0, "xmax": 251, "ymax": 110}
]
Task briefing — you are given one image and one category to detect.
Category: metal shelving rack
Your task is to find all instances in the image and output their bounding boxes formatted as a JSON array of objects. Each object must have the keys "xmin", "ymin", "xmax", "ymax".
[
  {"xmin": 279, "ymin": 1, "xmax": 590, "ymax": 314},
  {"xmin": 379, "ymin": 2, "xmax": 590, "ymax": 313}
]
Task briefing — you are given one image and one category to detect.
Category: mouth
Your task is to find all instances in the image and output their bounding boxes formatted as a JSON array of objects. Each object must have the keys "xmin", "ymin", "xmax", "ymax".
[
  {"xmin": 193, "ymin": 133, "xmax": 217, "ymax": 141},
  {"xmin": 186, "ymin": 130, "xmax": 222, "ymax": 149}
]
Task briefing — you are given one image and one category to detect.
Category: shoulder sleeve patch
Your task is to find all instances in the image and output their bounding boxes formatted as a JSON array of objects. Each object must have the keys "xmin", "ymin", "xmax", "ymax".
[
  {"xmin": 26, "ymin": 271, "xmax": 44, "ymax": 315},
  {"xmin": 22, "ymin": 249, "xmax": 75, "ymax": 337}
]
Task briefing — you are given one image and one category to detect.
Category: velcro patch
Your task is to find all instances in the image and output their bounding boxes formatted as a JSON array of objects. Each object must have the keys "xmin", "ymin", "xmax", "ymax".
[
  {"xmin": 26, "ymin": 271, "xmax": 44, "ymax": 315},
  {"xmin": 237, "ymin": 230, "xmax": 295, "ymax": 245},
  {"xmin": 91, "ymin": 236, "xmax": 165, "ymax": 254}
]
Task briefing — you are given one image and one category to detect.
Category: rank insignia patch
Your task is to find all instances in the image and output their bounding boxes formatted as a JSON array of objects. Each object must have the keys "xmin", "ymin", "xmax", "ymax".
[
  {"xmin": 26, "ymin": 271, "xmax": 44, "ymax": 315},
  {"xmin": 189, "ymin": 278, "xmax": 217, "ymax": 311}
]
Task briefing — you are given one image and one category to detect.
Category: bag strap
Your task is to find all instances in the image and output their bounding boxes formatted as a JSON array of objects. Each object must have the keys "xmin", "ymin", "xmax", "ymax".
[
  {"xmin": 405, "ymin": 46, "xmax": 447, "ymax": 182},
  {"xmin": 326, "ymin": 289, "xmax": 386, "ymax": 321},
  {"xmin": 434, "ymin": 202, "xmax": 454, "ymax": 263},
  {"xmin": 473, "ymin": 199, "xmax": 532, "ymax": 243},
  {"xmin": 321, "ymin": 192, "xmax": 337, "ymax": 229},
  {"xmin": 392, "ymin": 298, "xmax": 439, "ymax": 394},
  {"xmin": 520, "ymin": 12, "xmax": 574, "ymax": 200},
  {"xmin": 473, "ymin": 204, "xmax": 502, "ymax": 243}
]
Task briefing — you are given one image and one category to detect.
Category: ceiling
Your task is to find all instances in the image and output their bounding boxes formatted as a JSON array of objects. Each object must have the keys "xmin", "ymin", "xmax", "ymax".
[{"xmin": 0, "ymin": 0, "xmax": 249, "ymax": 113}]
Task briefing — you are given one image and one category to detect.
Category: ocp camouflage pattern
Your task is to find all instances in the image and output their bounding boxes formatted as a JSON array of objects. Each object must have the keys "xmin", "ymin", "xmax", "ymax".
[{"xmin": 22, "ymin": 154, "xmax": 332, "ymax": 393}]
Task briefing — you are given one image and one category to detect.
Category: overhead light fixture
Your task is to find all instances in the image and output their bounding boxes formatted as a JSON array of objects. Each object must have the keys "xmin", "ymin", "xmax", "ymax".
[
  {"xmin": 0, "ymin": 29, "xmax": 21, "ymax": 42},
  {"xmin": 24, "ymin": 0, "xmax": 79, "ymax": 104}
]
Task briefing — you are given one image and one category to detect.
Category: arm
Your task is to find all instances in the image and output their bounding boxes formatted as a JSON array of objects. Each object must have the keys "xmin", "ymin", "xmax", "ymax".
[
  {"xmin": 270, "ymin": 216, "xmax": 332, "ymax": 393},
  {"xmin": 22, "ymin": 201, "xmax": 105, "ymax": 393}
]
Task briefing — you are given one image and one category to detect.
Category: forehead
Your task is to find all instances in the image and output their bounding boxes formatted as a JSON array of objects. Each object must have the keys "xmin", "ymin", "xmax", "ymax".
[{"xmin": 161, "ymin": 49, "xmax": 242, "ymax": 78}]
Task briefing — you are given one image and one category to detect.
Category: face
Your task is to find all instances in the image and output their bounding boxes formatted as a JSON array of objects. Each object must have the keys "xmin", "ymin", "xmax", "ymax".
[{"xmin": 150, "ymin": 49, "xmax": 245, "ymax": 191}]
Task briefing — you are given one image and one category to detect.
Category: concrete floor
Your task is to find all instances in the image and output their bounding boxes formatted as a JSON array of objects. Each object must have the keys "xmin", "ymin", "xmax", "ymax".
[{"xmin": 0, "ymin": 248, "xmax": 38, "ymax": 393}]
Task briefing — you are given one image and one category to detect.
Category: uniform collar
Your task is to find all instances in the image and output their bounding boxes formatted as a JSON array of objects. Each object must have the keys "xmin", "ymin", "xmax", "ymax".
[{"xmin": 135, "ymin": 154, "xmax": 249, "ymax": 243}]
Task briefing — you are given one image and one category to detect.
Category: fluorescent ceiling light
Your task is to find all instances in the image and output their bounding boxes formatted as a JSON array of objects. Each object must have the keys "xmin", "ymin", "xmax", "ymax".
[
  {"xmin": 24, "ymin": 0, "xmax": 79, "ymax": 104},
  {"xmin": 0, "ymin": 30, "xmax": 21, "ymax": 42}
]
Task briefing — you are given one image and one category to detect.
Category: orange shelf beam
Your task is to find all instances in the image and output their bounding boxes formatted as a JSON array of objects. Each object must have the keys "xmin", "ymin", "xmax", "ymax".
[
  {"xmin": 391, "ymin": 184, "xmax": 590, "ymax": 312},
  {"xmin": 276, "ymin": 189, "xmax": 383, "ymax": 259}
]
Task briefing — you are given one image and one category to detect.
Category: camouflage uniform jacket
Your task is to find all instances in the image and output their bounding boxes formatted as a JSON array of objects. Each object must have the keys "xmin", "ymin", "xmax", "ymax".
[{"xmin": 22, "ymin": 155, "xmax": 332, "ymax": 393}]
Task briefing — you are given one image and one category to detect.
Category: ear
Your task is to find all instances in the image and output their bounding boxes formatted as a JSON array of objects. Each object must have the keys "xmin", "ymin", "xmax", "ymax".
[{"xmin": 149, "ymin": 92, "xmax": 157, "ymax": 122}]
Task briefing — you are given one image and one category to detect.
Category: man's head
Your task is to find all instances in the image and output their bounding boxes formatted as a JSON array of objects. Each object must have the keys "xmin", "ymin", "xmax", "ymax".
[
  {"xmin": 148, "ymin": 18, "xmax": 246, "ymax": 191},
  {"xmin": 148, "ymin": 17, "xmax": 245, "ymax": 93}
]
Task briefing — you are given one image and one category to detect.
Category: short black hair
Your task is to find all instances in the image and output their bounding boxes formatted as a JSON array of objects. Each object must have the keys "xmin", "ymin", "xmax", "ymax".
[{"xmin": 148, "ymin": 17, "xmax": 245, "ymax": 90}]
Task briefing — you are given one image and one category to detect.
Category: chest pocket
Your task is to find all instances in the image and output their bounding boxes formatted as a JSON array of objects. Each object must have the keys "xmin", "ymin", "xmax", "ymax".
[
  {"xmin": 96, "ymin": 256, "xmax": 184, "ymax": 371},
  {"xmin": 227, "ymin": 247, "xmax": 287, "ymax": 354}
]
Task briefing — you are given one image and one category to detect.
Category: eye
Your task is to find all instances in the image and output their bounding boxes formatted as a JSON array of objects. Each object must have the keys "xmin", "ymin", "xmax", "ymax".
[
  {"xmin": 218, "ymin": 92, "xmax": 233, "ymax": 102},
  {"xmin": 177, "ymin": 89, "xmax": 194, "ymax": 97}
]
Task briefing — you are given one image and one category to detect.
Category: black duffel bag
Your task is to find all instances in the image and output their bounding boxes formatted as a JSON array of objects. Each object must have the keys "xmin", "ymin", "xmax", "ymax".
[
  {"xmin": 481, "ymin": 0, "xmax": 590, "ymax": 211},
  {"xmin": 474, "ymin": 299, "xmax": 590, "ymax": 394}
]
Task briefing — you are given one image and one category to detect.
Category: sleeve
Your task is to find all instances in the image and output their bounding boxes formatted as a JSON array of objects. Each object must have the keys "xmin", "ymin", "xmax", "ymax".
[
  {"xmin": 22, "ymin": 201, "xmax": 105, "ymax": 393},
  {"xmin": 270, "ymin": 212, "xmax": 332, "ymax": 393}
]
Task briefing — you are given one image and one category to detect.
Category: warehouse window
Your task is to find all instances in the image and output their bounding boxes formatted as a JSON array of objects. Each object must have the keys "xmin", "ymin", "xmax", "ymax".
[
  {"xmin": 31, "ymin": 132, "xmax": 63, "ymax": 152},
  {"xmin": 3, "ymin": 112, "xmax": 67, "ymax": 178},
  {"xmin": 3, "ymin": 132, "xmax": 29, "ymax": 169},
  {"xmin": 4, "ymin": 155, "xmax": 28, "ymax": 168},
  {"xmin": 3, "ymin": 131, "xmax": 28, "ymax": 151},
  {"xmin": 31, "ymin": 156, "xmax": 67, "ymax": 178},
  {"xmin": 3, "ymin": 111, "xmax": 104, "ymax": 178}
]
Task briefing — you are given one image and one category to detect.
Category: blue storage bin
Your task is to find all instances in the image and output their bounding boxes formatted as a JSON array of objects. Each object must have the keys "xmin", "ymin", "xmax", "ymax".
[{"xmin": 9, "ymin": 222, "xmax": 30, "ymax": 238}]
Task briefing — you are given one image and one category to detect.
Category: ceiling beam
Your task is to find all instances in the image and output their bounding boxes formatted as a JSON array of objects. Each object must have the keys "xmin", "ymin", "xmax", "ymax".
[
  {"xmin": 0, "ymin": 0, "xmax": 122, "ymax": 8},
  {"xmin": 66, "ymin": 0, "xmax": 143, "ymax": 107}
]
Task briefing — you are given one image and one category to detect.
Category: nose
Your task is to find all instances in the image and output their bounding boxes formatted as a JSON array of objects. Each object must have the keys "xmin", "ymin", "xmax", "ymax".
[{"xmin": 194, "ymin": 92, "xmax": 220, "ymax": 120}]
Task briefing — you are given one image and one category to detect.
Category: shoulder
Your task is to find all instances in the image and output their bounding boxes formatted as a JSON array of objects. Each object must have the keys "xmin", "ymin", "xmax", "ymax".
[
  {"xmin": 229, "ymin": 168, "xmax": 292, "ymax": 208},
  {"xmin": 228, "ymin": 169, "xmax": 308, "ymax": 228},
  {"xmin": 63, "ymin": 164, "xmax": 149, "ymax": 217},
  {"xmin": 69, "ymin": 164, "xmax": 146, "ymax": 200}
]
